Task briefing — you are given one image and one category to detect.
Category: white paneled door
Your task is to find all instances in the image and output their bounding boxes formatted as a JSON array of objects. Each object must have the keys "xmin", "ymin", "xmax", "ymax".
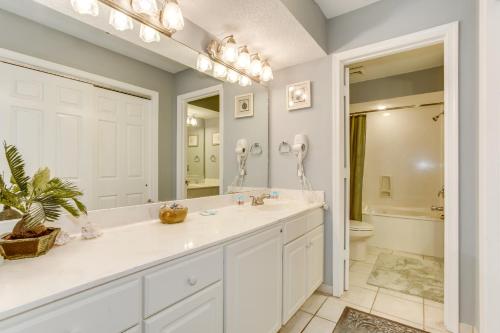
[
  {"xmin": 93, "ymin": 88, "xmax": 151, "ymax": 209},
  {"xmin": 0, "ymin": 62, "xmax": 153, "ymax": 210}
]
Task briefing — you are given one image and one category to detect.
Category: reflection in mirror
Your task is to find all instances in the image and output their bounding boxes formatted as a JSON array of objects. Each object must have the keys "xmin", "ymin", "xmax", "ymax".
[
  {"xmin": 0, "ymin": 2, "xmax": 269, "ymax": 215},
  {"xmin": 185, "ymin": 95, "xmax": 221, "ymax": 199}
]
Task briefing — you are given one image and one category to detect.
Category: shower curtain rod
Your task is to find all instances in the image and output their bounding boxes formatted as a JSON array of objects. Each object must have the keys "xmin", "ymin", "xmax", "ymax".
[{"xmin": 350, "ymin": 102, "xmax": 444, "ymax": 116}]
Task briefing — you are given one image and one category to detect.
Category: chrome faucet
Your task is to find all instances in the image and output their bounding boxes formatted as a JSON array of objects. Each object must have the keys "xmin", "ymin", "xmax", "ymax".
[{"xmin": 250, "ymin": 193, "xmax": 271, "ymax": 206}]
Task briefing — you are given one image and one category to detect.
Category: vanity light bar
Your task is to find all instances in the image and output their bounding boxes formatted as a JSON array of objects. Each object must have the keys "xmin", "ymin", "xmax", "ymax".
[
  {"xmin": 203, "ymin": 36, "xmax": 274, "ymax": 85},
  {"xmin": 97, "ymin": 0, "xmax": 176, "ymax": 37}
]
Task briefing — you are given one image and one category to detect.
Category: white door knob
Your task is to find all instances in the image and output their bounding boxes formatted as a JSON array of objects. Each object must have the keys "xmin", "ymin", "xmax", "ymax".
[{"xmin": 187, "ymin": 276, "xmax": 198, "ymax": 286}]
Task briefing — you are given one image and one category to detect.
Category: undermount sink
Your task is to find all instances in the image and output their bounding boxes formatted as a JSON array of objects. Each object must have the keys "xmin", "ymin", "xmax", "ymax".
[{"xmin": 254, "ymin": 201, "xmax": 290, "ymax": 211}]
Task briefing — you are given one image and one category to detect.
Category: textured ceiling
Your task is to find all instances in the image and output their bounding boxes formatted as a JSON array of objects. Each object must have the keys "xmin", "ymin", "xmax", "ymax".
[
  {"xmin": 180, "ymin": 0, "xmax": 326, "ymax": 70},
  {"xmin": 314, "ymin": 0, "xmax": 383, "ymax": 18},
  {"xmin": 349, "ymin": 44, "xmax": 444, "ymax": 83}
]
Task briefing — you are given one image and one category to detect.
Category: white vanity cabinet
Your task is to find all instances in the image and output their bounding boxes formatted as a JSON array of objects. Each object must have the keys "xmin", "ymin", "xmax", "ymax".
[
  {"xmin": 224, "ymin": 226, "xmax": 283, "ymax": 333},
  {"xmin": 144, "ymin": 282, "xmax": 223, "ymax": 333},
  {"xmin": 282, "ymin": 210, "xmax": 324, "ymax": 324},
  {"xmin": 0, "ymin": 278, "xmax": 142, "ymax": 333}
]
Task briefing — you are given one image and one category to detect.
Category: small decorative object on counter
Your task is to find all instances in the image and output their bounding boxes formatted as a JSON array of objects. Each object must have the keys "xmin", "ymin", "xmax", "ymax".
[
  {"xmin": 270, "ymin": 191, "xmax": 280, "ymax": 199},
  {"xmin": 55, "ymin": 229, "xmax": 74, "ymax": 246},
  {"xmin": 234, "ymin": 194, "xmax": 246, "ymax": 206},
  {"xmin": 81, "ymin": 219, "xmax": 103, "ymax": 240},
  {"xmin": 159, "ymin": 202, "xmax": 188, "ymax": 224}
]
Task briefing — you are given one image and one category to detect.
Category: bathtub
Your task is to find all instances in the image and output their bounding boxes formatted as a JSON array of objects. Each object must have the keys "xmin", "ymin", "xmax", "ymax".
[{"xmin": 363, "ymin": 206, "xmax": 444, "ymax": 258}]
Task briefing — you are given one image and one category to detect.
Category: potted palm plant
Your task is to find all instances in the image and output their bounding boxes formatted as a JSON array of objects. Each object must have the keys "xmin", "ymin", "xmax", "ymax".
[{"xmin": 0, "ymin": 142, "xmax": 87, "ymax": 260}]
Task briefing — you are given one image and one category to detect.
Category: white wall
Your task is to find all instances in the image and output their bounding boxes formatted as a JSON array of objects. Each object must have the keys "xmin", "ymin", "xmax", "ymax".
[{"xmin": 361, "ymin": 103, "xmax": 444, "ymax": 210}]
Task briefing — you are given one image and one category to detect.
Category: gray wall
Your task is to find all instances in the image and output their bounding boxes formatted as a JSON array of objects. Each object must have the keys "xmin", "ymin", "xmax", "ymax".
[
  {"xmin": 174, "ymin": 69, "xmax": 270, "ymax": 193},
  {"xmin": 269, "ymin": 56, "xmax": 333, "ymax": 284},
  {"xmin": 0, "ymin": 9, "xmax": 177, "ymax": 201},
  {"xmin": 350, "ymin": 66, "xmax": 444, "ymax": 104},
  {"xmin": 280, "ymin": 0, "xmax": 328, "ymax": 52}
]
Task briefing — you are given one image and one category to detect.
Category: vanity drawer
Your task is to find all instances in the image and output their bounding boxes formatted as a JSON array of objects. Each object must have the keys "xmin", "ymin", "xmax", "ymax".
[
  {"xmin": 284, "ymin": 209, "xmax": 323, "ymax": 244},
  {"xmin": 144, "ymin": 248, "xmax": 223, "ymax": 317},
  {"xmin": 0, "ymin": 279, "xmax": 141, "ymax": 333}
]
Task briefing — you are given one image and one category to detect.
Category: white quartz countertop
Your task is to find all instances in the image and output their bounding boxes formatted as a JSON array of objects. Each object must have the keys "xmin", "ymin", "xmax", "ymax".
[{"xmin": 0, "ymin": 199, "xmax": 323, "ymax": 321}]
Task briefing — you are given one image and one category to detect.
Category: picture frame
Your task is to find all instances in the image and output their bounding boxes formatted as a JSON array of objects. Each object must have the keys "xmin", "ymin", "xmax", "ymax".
[
  {"xmin": 212, "ymin": 132, "xmax": 220, "ymax": 146},
  {"xmin": 188, "ymin": 135, "xmax": 198, "ymax": 147},
  {"xmin": 286, "ymin": 80, "xmax": 311, "ymax": 111},
  {"xmin": 234, "ymin": 93, "xmax": 254, "ymax": 118}
]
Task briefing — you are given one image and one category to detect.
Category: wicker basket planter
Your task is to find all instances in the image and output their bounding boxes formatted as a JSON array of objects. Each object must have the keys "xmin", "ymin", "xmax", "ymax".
[{"xmin": 0, "ymin": 228, "xmax": 60, "ymax": 260}]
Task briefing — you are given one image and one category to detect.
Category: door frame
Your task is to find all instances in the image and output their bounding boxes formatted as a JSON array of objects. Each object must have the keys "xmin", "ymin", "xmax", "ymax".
[
  {"xmin": 176, "ymin": 85, "xmax": 224, "ymax": 199},
  {"xmin": 478, "ymin": 0, "xmax": 500, "ymax": 332},
  {"xmin": 0, "ymin": 48, "xmax": 159, "ymax": 204},
  {"xmin": 331, "ymin": 22, "xmax": 459, "ymax": 332}
]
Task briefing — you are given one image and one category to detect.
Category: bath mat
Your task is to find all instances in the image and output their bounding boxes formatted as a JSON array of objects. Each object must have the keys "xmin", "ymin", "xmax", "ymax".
[
  {"xmin": 367, "ymin": 253, "xmax": 444, "ymax": 303},
  {"xmin": 333, "ymin": 307, "xmax": 428, "ymax": 333}
]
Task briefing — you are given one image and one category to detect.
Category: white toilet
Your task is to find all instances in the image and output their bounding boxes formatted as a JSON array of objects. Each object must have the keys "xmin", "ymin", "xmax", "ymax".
[{"xmin": 349, "ymin": 220, "xmax": 375, "ymax": 261}]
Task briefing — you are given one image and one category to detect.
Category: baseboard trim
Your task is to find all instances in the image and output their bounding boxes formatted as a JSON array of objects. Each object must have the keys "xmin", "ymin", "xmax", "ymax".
[
  {"xmin": 317, "ymin": 284, "xmax": 333, "ymax": 295},
  {"xmin": 459, "ymin": 322, "xmax": 476, "ymax": 333}
]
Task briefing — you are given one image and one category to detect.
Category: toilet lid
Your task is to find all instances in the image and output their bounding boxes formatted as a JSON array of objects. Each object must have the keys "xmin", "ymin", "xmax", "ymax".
[{"xmin": 350, "ymin": 220, "xmax": 374, "ymax": 231}]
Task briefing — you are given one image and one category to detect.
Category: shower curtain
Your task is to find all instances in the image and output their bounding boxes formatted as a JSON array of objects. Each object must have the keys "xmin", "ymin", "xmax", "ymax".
[{"xmin": 350, "ymin": 115, "xmax": 367, "ymax": 221}]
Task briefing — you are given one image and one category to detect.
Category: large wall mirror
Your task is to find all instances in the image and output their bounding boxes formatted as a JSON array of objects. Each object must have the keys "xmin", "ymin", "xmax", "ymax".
[{"xmin": 0, "ymin": 1, "xmax": 269, "ymax": 215}]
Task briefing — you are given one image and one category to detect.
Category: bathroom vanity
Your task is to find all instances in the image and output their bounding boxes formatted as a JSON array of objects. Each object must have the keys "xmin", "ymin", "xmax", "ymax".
[{"xmin": 0, "ymin": 193, "xmax": 324, "ymax": 333}]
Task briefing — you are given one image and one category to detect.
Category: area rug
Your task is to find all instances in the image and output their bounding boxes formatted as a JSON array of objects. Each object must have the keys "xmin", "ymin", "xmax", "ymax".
[
  {"xmin": 367, "ymin": 253, "xmax": 444, "ymax": 303},
  {"xmin": 333, "ymin": 307, "xmax": 428, "ymax": 333}
]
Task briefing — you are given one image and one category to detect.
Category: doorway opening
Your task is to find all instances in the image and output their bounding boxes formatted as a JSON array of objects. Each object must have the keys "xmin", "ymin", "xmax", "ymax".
[
  {"xmin": 176, "ymin": 85, "xmax": 224, "ymax": 199},
  {"xmin": 185, "ymin": 95, "xmax": 221, "ymax": 198},
  {"xmin": 331, "ymin": 23, "xmax": 459, "ymax": 332}
]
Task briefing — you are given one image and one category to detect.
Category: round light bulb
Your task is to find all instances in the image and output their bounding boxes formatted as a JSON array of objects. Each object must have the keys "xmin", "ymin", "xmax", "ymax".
[
  {"xmin": 161, "ymin": 1, "xmax": 185, "ymax": 31},
  {"xmin": 196, "ymin": 54, "xmax": 213, "ymax": 72},
  {"xmin": 239, "ymin": 76, "xmax": 252, "ymax": 87},
  {"xmin": 236, "ymin": 46, "xmax": 251, "ymax": 69},
  {"xmin": 261, "ymin": 62, "xmax": 273, "ymax": 82},
  {"xmin": 222, "ymin": 37, "xmax": 238, "ymax": 63},
  {"xmin": 213, "ymin": 63, "xmax": 227, "ymax": 78},
  {"xmin": 109, "ymin": 9, "xmax": 133, "ymax": 31},
  {"xmin": 249, "ymin": 56, "xmax": 263, "ymax": 77},
  {"xmin": 227, "ymin": 70, "xmax": 240, "ymax": 83},
  {"xmin": 71, "ymin": 0, "xmax": 99, "ymax": 16},
  {"xmin": 140, "ymin": 24, "xmax": 160, "ymax": 43},
  {"xmin": 131, "ymin": 0, "xmax": 159, "ymax": 16}
]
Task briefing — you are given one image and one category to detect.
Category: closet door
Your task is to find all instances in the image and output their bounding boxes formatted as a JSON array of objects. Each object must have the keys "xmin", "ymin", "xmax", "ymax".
[
  {"xmin": 93, "ymin": 88, "xmax": 151, "ymax": 209},
  {"xmin": 0, "ymin": 62, "xmax": 94, "ymax": 205}
]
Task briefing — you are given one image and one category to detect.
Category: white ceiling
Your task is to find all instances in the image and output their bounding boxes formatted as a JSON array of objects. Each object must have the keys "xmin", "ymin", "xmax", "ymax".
[
  {"xmin": 314, "ymin": 0, "xmax": 383, "ymax": 18},
  {"xmin": 349, "ymin": 44, "xmax": 444, "ymax": 84},
  {"xmin": 179, "ymin": 0, "xmax": 326, "ymax": 70}
]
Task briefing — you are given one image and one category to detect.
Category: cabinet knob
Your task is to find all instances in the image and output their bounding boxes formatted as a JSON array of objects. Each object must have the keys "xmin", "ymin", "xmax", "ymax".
[{"xmin": 187, "ymin": 276, "xmax": 198, "ymax": 286}]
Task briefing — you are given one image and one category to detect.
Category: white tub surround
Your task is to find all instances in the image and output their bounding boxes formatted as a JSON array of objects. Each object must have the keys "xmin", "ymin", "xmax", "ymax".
[
  {"xmin": 0, "ymin": 189, "xmax": 325, "ymax": 333},
  {"xmin": 364, "ymin": 207, "xmax": 444, "ymax": 258}
]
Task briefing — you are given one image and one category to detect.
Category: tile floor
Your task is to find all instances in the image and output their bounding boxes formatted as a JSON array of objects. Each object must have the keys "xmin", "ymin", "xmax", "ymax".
[{"xmin": 280, "ymin": 246, "xmax": 449, "ymax": 333}]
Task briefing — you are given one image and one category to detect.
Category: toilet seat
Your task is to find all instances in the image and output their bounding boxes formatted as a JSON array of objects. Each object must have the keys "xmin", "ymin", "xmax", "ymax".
[{"xmin": 349, "ymin": 220, "xmax": 374, "ymax": 231}]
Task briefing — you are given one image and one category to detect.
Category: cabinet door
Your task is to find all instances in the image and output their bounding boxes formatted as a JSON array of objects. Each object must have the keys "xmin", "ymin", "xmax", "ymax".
[
  {"xmin": 307, "ymin": 225, "xmax": 324, "ymax": 296},
  {"xmin": 282, "ymin": 234, "xmax": 308, "ymax": 324},
  {"xmin": 144, "ymin": 282, "xmax": 222, "ymax": 333},
  {"xmin": 224, "ymin": 226, "xmax": 283, "ymax": 333}
]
